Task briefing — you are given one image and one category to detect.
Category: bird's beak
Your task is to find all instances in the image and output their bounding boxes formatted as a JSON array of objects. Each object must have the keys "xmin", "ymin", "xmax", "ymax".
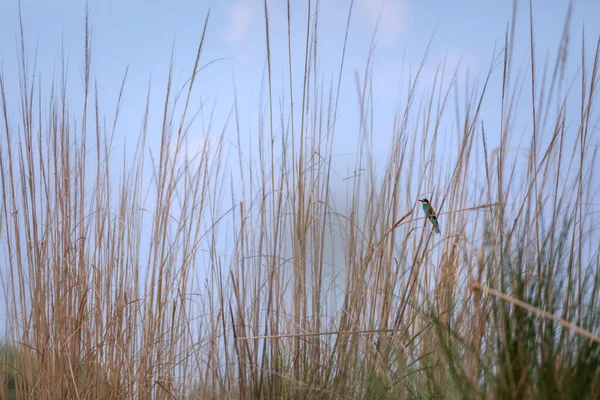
[{"xmin": 417, "ymin": 199, "xmax": 423, "ymax": 202}]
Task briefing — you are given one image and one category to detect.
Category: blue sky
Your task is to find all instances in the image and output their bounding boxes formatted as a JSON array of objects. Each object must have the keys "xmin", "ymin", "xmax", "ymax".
[
  {"xmin": 1, "ymin": 1, "xmax": 599, "ymax": 232},
  {"xmin": 3, "ymin": 0, "xmax": 599, "ymax": 154},
  {"xmin": 1, "ymin": 1, "xmax": 600, "ymax": 333}
]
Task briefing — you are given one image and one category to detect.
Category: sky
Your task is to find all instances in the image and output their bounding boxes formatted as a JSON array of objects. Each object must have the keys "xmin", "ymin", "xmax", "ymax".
[
  {"xmin": 2, "ymin": 0, "xmax": 596, "ymax": 233},
  {"xmin": 1, "ymin": 1, "xmax": 600, "ymax": 333},
  {"xmin": 2, "ymin": 1, "xmax": 598, "ymax": 151},
  {"xmin": 1, "ymin": 0, "xmax": 599, "ymax": 157}
]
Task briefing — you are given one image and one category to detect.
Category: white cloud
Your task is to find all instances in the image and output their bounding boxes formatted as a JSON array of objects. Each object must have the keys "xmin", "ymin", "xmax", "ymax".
[
  {"xmin": 359, "ymin": 0, "xmax": 406, "ymax": 43},
  {"xmin": 224, "ymin": 4, "xmax": 253, "ymax": 44}
]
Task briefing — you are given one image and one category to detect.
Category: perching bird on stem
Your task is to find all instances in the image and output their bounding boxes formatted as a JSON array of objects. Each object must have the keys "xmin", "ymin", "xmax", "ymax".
[{"xmin": 418, "ymin": 198, "xmax": 441, "ymax": 234}]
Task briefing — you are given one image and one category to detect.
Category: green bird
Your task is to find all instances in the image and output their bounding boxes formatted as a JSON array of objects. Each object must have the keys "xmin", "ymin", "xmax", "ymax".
[{"xmin": 418, "ymin": 198, "xmax": 441, "ymax": 234}]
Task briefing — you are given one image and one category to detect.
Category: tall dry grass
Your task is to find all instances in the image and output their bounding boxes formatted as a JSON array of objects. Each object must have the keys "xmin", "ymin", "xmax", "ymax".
[{"xmin": 1, "ymin": 1, "xmax": 600, "ymax": 399}]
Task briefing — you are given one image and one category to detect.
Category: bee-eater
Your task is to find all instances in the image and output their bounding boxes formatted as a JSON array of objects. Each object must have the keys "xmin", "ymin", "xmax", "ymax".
[{"xmin": 418, "ymin": 198, "xmax": 441, "ymax": 234}]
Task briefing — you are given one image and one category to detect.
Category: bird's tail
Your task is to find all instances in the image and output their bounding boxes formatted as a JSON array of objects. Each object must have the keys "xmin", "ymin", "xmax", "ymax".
[{"xmin": 432, "ymin": 220, "xmax": 441, "ymax": 234}]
